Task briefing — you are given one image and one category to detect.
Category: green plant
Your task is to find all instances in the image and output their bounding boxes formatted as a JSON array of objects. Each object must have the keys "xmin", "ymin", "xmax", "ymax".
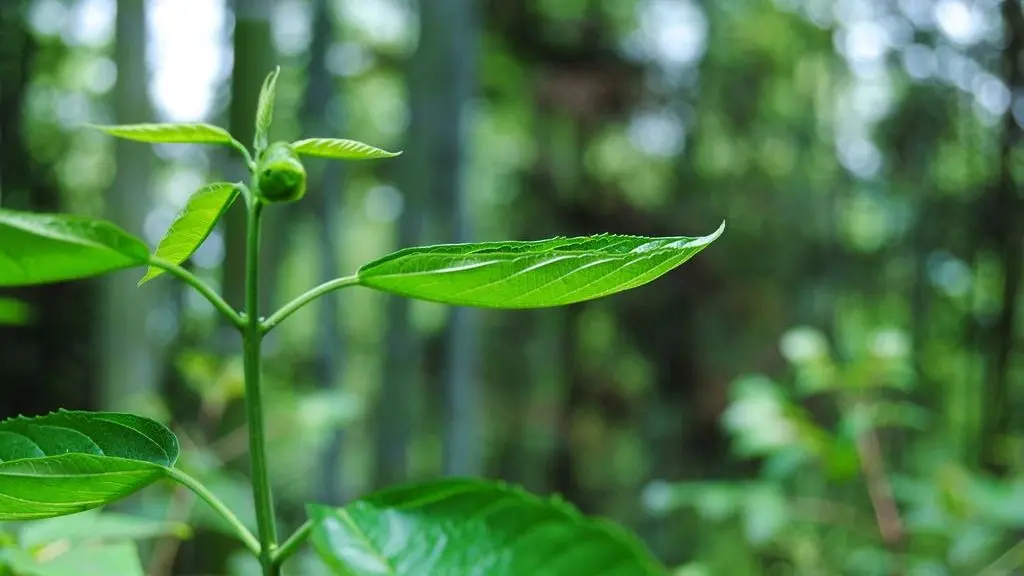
[{"xmin": 0, "ymin": 67, "xmax": 723, "ymax": 575}]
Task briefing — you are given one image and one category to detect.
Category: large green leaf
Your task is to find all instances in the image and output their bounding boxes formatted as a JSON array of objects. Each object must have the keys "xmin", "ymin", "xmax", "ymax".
[
  {"xmin": 139, "ymin": 182, "xmax": 240, "ymax": 285},
  {"xmin": 307, "ymin": 478, "xmax": 666, "ymax": 575},
  {"xmin": 291, "ymin": 138, "xmax": 401, "ymax": 160},
  {"xmin": 254, "ymin": 66, "xmax": 281, "ymax": 151},
  {"xmin": 0, "ymin": 410, "xmax": 179, "ymax": 521},
  {"xmin": 356, "ymin": 223, "xmax": 724, "ymax": 308},
  {"xmin": 0, "ymin": 209, "xmax": 150, "ymax": 287},
  {"xmin": 87, "ymin": 122, "xmax": 234, "ymax": 145},
  {"xmin": 0, "ymin": 542, "xmax": 144, "ymax": 576}
]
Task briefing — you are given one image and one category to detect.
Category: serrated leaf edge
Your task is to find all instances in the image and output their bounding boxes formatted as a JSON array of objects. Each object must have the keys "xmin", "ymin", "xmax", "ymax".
[
  {"xmin": 0, "ymin": 409, "xmax": 178, "ymax": 468},
  {"xmin": 290, "ymin": 138, "xmax": 403, "ymax": 160}
]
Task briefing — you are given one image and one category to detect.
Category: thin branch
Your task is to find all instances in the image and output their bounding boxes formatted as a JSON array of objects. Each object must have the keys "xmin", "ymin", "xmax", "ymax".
[
  {"xmin": 271, "ymin": 519, "xmax": 314, "ymax": 568},
  {"xmin": 855, "ymin": 411, "xmax": 905, "ymax": 576},
  {"xmin": 229, "ymin": 137, "xmax": 256, "ymax": 173},
  {"xmin": 980, "ymin": 538, "xmax": 1024, "ymax": 576},
  {"xmin": 148, "ymin": 256, "xmax": 244, "ymax": 329},
  {"xmin": 165, "ymin": 468, "xmax": 261, "ymax": 556},
  {"xmin": 261, "ymin": 275, "xmax": 360, "ymax": 334}
]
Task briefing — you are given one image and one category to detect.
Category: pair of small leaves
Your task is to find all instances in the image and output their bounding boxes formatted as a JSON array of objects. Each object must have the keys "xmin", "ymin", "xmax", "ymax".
[
  {"xmin": 86, "ymin": 123, "xmax": 401, "ymax": 162},
  {"xmin": 306, "ymin": 478, "xmax": 666, "ymax": 575},
  {"xmin": 254, "ymin": 66, "xmax": 401, "ymax": 160}
]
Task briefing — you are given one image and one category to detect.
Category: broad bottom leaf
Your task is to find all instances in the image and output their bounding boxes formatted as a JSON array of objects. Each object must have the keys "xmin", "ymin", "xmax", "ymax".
[
  {"xmin": 0, "ymin": 410, "xmax": 179, "ymax": 521},
  {"xmin": 308, "ymin": 478, "xmax": 666, "ymax": 575}
]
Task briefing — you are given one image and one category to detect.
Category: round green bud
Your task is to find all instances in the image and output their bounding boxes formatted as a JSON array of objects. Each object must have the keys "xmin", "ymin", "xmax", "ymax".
[{"xmin": 256, "ymin": 141, "xmax": 307, "ymax": 203}]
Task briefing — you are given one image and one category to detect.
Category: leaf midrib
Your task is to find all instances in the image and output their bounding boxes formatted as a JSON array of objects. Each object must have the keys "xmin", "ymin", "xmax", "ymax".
[
  {"xmin": 0, "ymin": 465, "xmax": 164, "ymax": 478},
  {"xmin": 336, "ymin": 509, "xmax": 398, "ymax": 576}
]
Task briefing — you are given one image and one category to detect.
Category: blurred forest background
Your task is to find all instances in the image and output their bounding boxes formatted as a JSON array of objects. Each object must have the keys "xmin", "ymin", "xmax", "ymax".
[{"xmin": 1, "ymin": 0, "xmax": 1023, "ymax": 574}]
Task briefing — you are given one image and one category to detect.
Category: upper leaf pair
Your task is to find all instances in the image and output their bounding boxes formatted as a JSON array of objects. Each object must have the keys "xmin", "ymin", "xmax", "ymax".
[
  {"xmin": 86, "ymin": 122, "xmax": 400, "ymax": 164},
  {"xmin": 87, "ymin": 65, "xmax": 400, "ymax": 171}
]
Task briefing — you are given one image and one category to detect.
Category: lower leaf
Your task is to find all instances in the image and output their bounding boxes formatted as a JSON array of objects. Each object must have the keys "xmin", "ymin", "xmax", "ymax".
[
  {"xmin": 307, "ymin": 478, "xmax": 666, "ymax": 575},
  {"xmin": 0, "ymin": 410, "xmax": 180, "ymax": 521}
]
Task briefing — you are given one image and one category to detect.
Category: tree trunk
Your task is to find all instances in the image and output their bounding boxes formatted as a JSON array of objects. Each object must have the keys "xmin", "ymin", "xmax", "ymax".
[
  {"xmin": 0, "ymin": 1, "xmax": 97, "ymax": 419},
  {"xmin": 374, "ymin": 0, "xmax": 439, "ymax": 488},
  {"xmin": 982, "ymin": 0, "xmax": 1024, "ymax": 474},
  {"xmin": 301, "ymin": 0, "xmax": 349, "ymax": 505},
  {"xmin": 97, "ymin": 0, "xmax": 160, "ymax": 414},
  {"xmin": 435, "ymin": 0, "xmax": 483, "ymax": 478}
]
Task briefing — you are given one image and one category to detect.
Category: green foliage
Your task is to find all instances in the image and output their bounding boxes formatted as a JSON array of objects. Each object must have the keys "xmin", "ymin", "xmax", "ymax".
[
  {"xmin": 2, "ymin": 66, "xmax": 721, "ymax": 575},
  {"xmin": 0, "ymin": 509, "xmax": 189, "ymax": 576},
  {"xmin": 0, "ymin": 410, "xmax": 178, "ymax": 520},
  {"xmin": 0, "ymin": 209, "xmax": 149, "ymax": 286},
  {"xmin": 255, "ymin": 142, "xmax": 307, "ymax": 203},
  {"xmin": 0, "ymin": 541, "xmax": 146, "ymax": 576},
  {"xmin": 307, "ymin": 478, "xmax": 665, "ymax": 575},
  {"xmin": 290, "ymin": 138, "xmax": 402, "ymax": 160},
  {"xmin": 0, "ymin": 298, "xmax": 32, "ymax": 326},
  {"xmin": 85, "ymin": 123, "xmax": 235, "ymax": 145},
  {"xmin": 17, "ymin": 509, "xmax": 191, "ymax": 546},
  {"xmin": 357, "ymin": 223, "xmax": 724, "ymax": 308},
  {"xmin": 254, "ymin": 66, "xmax": 281, "ymax": 152},
  {"xmin": 140, "ymin": 182, "xmax": 240, "ymax": 285}
]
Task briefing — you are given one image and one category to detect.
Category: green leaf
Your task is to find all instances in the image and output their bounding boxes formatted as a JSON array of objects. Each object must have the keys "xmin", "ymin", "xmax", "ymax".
[
  {"xmin": 0, "ymin": 208, "xmax": 150, "ymax": 287},
  {"xmin": 290, "ymin": 138, "xmax": 402, "ymax": 160},
  {"xmin": 19, "ymin": 509, "xmax": 191, "ymax": 548},
  {"xmin": 87, "ymin": 122, "xmax": 234, "ymax": 145},
  {"xmin": 0, "ymin": 410, "xmax": 179, "ymax": 521},
  {"xmin": 0, "ymin": 542, "xmax": 145, "ymax": 576},
  {"xmin": 307, "ymin": 478, "xmax": 666, "ymax": 575},
  {"xmin": 139, "ymin": 182, "xmax": 240, "ymax": 285},
  {"xmin": 356, "ymin": 222, "xmax": 725, "ymax": 308},
  {"xmin": 254, "ymin": 66, "xmax": 281, "ymax": 152},
  {"xmin": 0, "ymin": 297, "xmax": 32, "ymax": 326}
]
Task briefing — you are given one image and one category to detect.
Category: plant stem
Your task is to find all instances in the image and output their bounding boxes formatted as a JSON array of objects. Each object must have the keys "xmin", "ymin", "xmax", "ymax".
[
  {"xmin": 165, "ymin": 468, "xmax": 260, "ymax": 556},
  {"xmin": 149, "ymin": 257, "xmax": 244, "ymax": 329},
  {"xmin": 261, "ymin": 275, "xmax": 359, "ymax": 334},
  {"xmin": 271, "ymin": 519, "xmax": 313, "ymax": 569},
  {"xmin": 243, "ymin": 197, "xmax": 279, "ymax": 575},
  {"xmin": 230, "ymin": 137, "xmax": 256, "ymax": 173}
]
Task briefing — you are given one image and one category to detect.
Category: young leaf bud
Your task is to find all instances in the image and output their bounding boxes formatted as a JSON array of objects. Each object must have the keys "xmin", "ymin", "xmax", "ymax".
[{"xmin": 256, "ymin": 141, "xmax": 307, "ymax": 203}]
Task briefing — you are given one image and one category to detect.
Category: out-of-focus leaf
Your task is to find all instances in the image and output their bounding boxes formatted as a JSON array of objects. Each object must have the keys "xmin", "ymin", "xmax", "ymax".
[
  {"xmin": 0, "ymin": 541, "xmax": 144, "ymax": 576},
  {"xmin": 0, "ymin": 297, "xmax": 32, "ymax": 326},
  {"xmin": 19, "ymin": 509, "xmax": 191, "ymax": 548}
]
